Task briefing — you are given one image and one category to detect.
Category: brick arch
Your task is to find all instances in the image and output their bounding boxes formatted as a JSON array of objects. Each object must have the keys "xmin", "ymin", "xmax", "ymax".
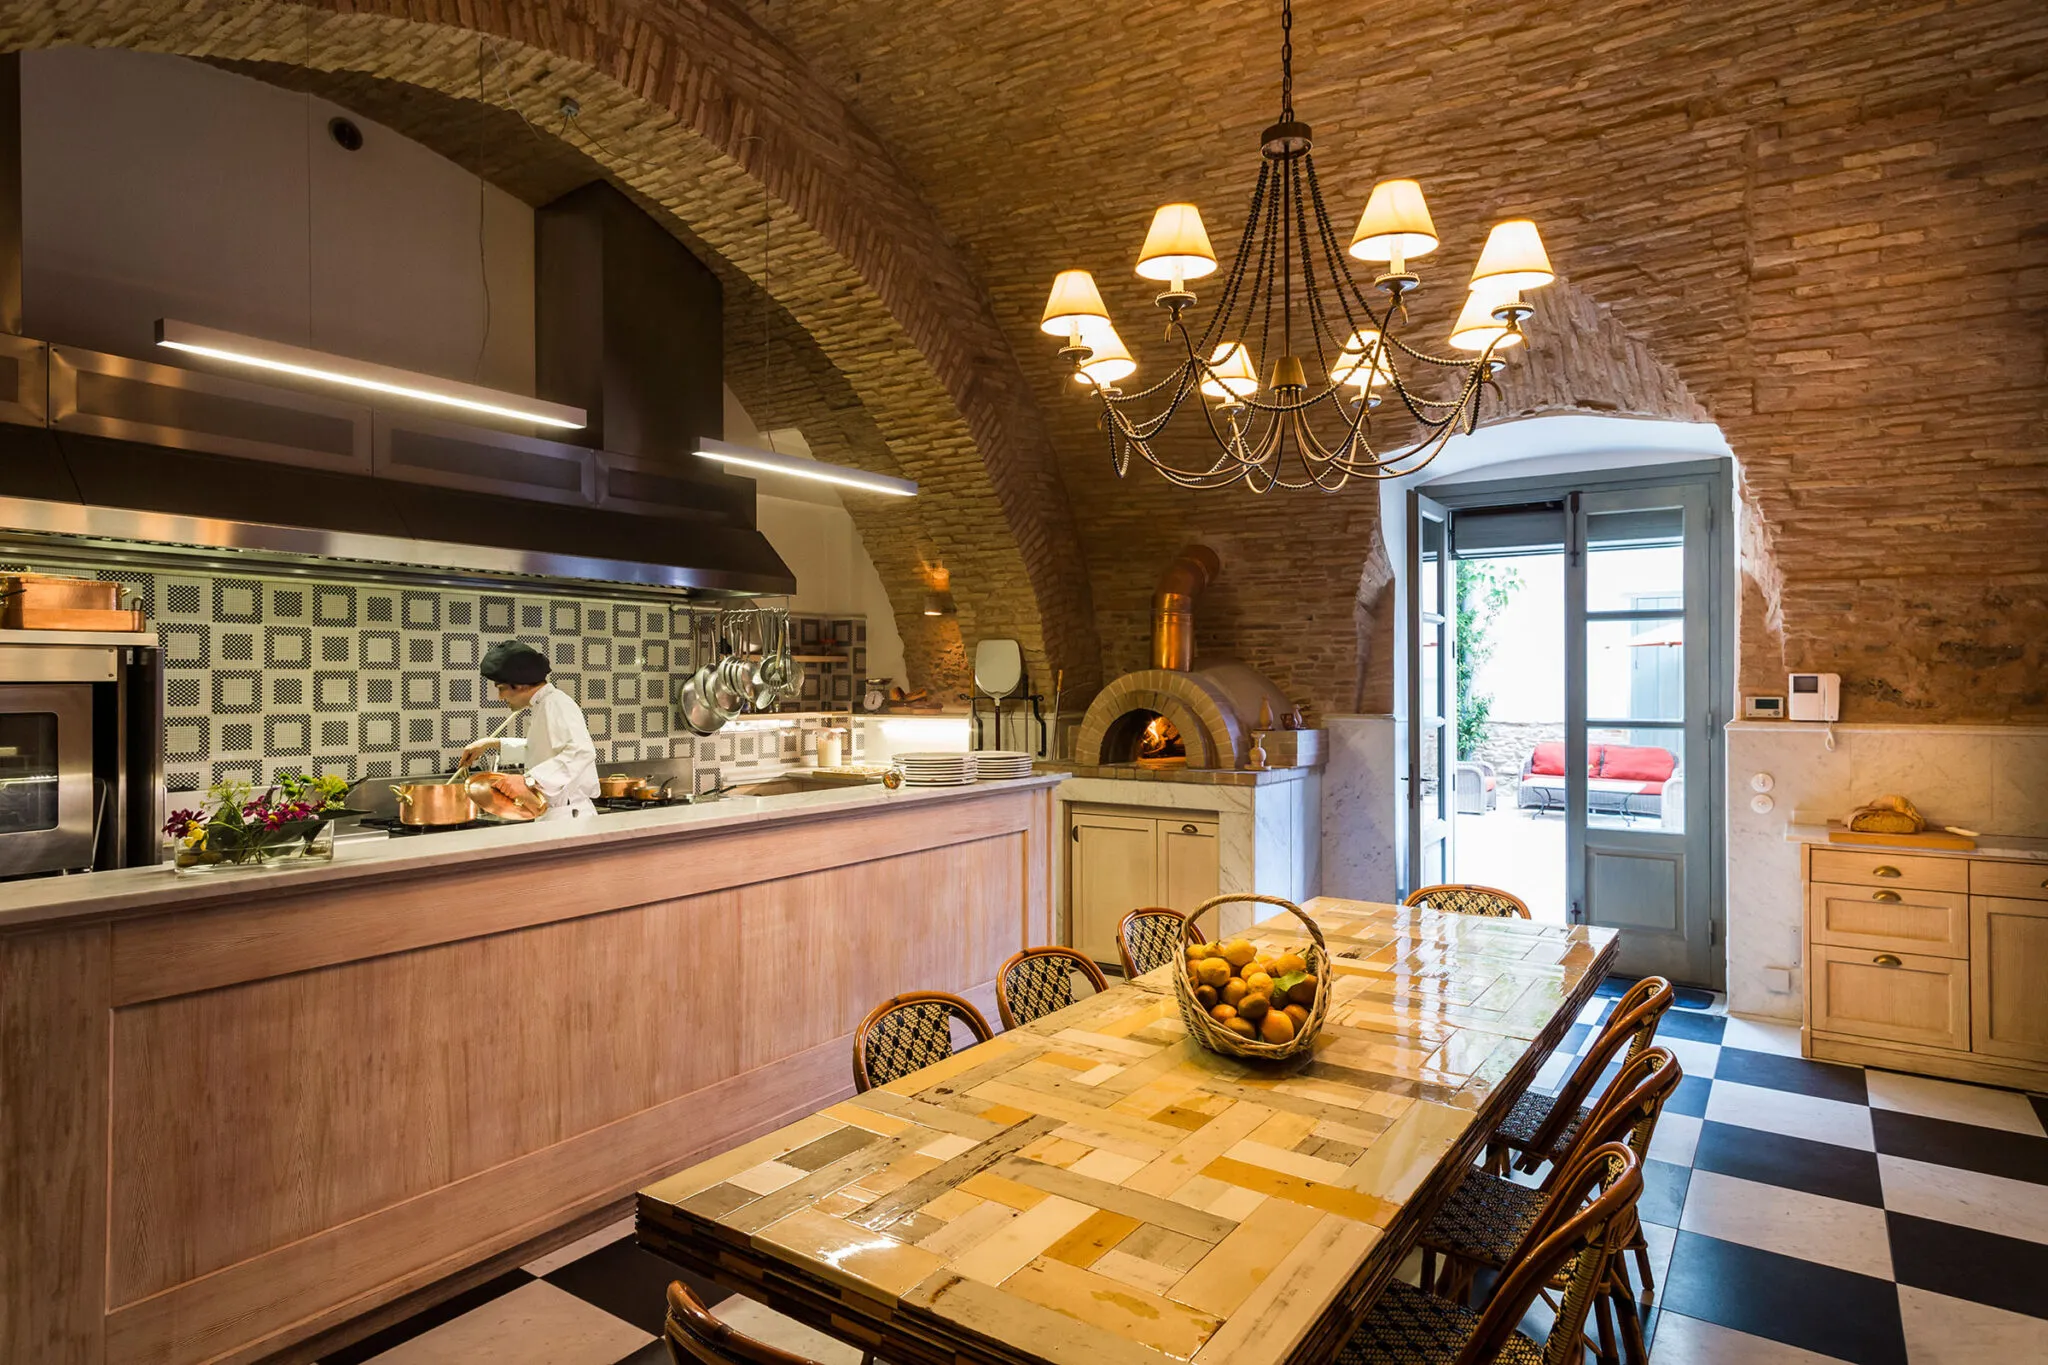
[
  {"xmin": 0, "ymin": 0, "xmax": 1101, "ymax": 697},
  {"xmin": 1073, "ymin": 669, "xmax": 1247, "ymax": 770}
]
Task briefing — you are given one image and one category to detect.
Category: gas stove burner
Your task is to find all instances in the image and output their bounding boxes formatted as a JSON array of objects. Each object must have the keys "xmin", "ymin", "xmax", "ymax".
[
  {"xmin": 358, "ymin": 815, "xmax": 495, "ymax": 836},
  {"xmin": 594, "ymin": 795, "xmax": 694, "ymax": 814}
]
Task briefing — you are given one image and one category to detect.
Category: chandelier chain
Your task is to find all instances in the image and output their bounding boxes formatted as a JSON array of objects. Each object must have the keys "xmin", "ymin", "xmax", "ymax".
[{"xmin": 1279, "ymin": 0, "xmax": 1294, "ymax": 121}]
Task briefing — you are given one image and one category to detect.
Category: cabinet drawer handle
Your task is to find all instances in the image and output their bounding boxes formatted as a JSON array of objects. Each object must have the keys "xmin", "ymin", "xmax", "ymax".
[
  {"xmin": 1871, "ymin": 865, "xmax": 1902, "ymax": 878},
  {"xmin": 1871, "ymin": 890, "xmax": 1903, "ymax": 903},
  {"xmin": 1872, "ymin": 954, "xmax": 1903, "ymax": 967},
  {"xmin": 1181, "ymin": 823, "xmax": 1200, "ymax": 835}
]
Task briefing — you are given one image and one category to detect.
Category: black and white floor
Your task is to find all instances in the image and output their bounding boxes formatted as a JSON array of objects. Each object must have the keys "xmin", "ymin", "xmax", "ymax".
[{"xmin": 321, "ymin": 990, "xmax": 2048, "ymax": 1365}]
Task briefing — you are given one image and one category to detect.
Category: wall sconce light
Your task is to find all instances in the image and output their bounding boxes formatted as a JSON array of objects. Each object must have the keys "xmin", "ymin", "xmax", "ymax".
[{"xmin": 923, "ymin": 589, "xmax": 956, "ymax": 617}]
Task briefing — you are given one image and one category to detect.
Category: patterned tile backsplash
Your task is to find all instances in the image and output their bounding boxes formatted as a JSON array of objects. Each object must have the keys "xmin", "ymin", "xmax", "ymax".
[{"xmin": 7, "ymin": 556, "xmax": 868, "ymax": 796}]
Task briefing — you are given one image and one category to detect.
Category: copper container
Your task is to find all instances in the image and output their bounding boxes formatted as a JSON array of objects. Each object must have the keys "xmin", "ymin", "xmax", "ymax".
[
  {"xmin": 1, "ymin": 574, "xmax": 143, "ymax": 631},
  {"xmin": 390, "ymin": 782, "xmax": 476, "ymax": 826},
  {"xmin": 466, "ymin": 772, "xmax": 548, "ymax": 822},
  {"xmin": 599, "ymin": 774, "xmax": 637, "ymax": 799}
]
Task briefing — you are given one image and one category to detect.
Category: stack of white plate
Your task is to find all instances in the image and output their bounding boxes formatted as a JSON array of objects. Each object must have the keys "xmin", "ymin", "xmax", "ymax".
[
  {"xmin": 974, "ymin": 750, "xmax": 1035, "ymax": 780},
  {"xmin": 894, "ymin": 752, "xmax": 978, "ymax": 786}
]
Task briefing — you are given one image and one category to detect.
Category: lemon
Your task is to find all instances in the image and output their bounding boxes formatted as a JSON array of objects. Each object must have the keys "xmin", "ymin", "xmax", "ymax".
[
  {"xmin": 1221, "ymin": 939, "xmax": 1257, "ymax": 969},
  {"xmin": 1260, "ymin": 1011, "xmax": 1297, "ymax": 1045}
]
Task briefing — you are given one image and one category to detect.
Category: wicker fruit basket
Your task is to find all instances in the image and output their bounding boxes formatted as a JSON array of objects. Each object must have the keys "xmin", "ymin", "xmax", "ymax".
[{"xmin": 1173, "ymin": 893, "xmax": 1331, "ymax": 1062}]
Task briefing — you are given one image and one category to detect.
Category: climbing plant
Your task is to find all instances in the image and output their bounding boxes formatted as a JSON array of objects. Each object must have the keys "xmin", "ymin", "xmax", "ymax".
[{"xmin": 1456, "ymin": 559, "xmax": 1521, "ymax": 759}]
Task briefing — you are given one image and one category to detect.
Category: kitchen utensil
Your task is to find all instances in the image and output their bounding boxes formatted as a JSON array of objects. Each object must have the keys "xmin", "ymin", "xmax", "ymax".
[
  {"xmin": 629, "ymin": 781, "xmax": 663, "ymax": 801},
  {"xmin": 466, "ymin": 771, "xmax": 548, "ymax": 822},
  {"xmin": 677, "ymin": 670, "xmax": 727, "ymax": 734},
  {"xmin": 390, "ymin": 781, "xmax": 476, "ymax": 826},
  {"xmin": 599, "ymin": 774, "xmax": 637, "ymax": 799},
  {"xmin": 973, "ymin": 639, "xmax": 1025, "ymax": 699}
]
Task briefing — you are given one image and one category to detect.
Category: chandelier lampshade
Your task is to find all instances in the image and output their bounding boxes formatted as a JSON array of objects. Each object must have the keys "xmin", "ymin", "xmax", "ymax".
[
  {"xmin": 1040, "ymin": 0, "xmax": 1557, "ymax": 491},
  {"xmin": 1040, "ymin": 269, "xmax": 1110, "ymax": 337},
  {"xmin": 1347, "ymin": 179, "xmax": 1439, "ymax": 265},
  {"xmin": 1469, "ymin": 220, "xmax": 1555, "ymax": 293},
  {"xmin": 1448, "ymin": 287, "xmax": 1525, "ymax": 352},
  {"xmin": 1198, "ymin": 342, "xmax": 1261, "ymax": 400},
  {"xmin": 1136, "ymin": 204, "xmax": 1219, "ymax": 283},
  {"xmin": 1329, "ymin": 330, "xmax": 1393, "ymax": 389},
  {"xmin": 1074, "ymin": 326, "xmax": 1137, "ymax": 385}
]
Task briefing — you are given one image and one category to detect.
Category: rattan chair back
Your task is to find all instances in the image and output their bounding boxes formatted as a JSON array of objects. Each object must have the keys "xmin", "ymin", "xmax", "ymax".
[
  {"xmin": 1538, "ymin": 1047, "xmax": 1681, "ymax": 1195},
  {"xmin": 1402, "ymin": 882, "xmax": 1532, "ymax": 919},
  {"xmin": 996, "ymin": 946, "xmax": 1110, "ymax": 1029},
  {"xmin": 1458, "ymin": 1143, "xmax": 1643, "ymax": 1365},
  {"xmin": 1523, "ymin": 976, "xmax": 1674, "ymax": 1160},
  {"xmin": 1115, "ymin": 906, "xmax": 1188, "ymax": 979},
  {"xmin": 851, "ymin": 991, "xmax": 993, "ymax": 1093},
  {"xmin": 665, "ymin": 1280, "xmax": 864, "ymax": 1365}
]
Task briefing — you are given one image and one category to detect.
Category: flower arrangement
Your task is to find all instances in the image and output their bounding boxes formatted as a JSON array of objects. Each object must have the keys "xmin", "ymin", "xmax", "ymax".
[{"xmin": 167, "ymin": 774, "xmax": 352, "ymax": 871}]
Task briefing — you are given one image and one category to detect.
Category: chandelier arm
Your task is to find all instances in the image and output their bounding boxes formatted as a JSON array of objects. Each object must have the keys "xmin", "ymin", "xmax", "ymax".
[
  {"xmin": 1197, "ymin": 161, "xmax": 1271, "ymax": 356},
  {"xmin": 1287, "ymin": 156, "xmax": 1340, "ymax": 381},
  {"xmin": 1303, "ymin": 153, "xmax": 1391, "ymax": 335}
]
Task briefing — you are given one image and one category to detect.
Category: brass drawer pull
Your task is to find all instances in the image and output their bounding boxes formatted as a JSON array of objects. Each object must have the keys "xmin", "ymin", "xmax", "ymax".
[
  {"xmin": 1872, "ymin": 954, "xmax": 1903, "ymax": 967},
  {"xmin": 1871, "ymin": 889, "xmax": 1903, "ymax": 903},
  {"xmin": 1872, "ymin": 865, "xmax": 1902, "ymax": 878},
  {"xmin": 1181, "ymin": 822, "xmax": 1200, "ymax": 835}
]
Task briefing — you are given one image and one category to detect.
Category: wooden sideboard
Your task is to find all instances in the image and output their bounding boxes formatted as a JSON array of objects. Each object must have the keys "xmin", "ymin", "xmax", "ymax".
[{"xmin": 1802, "ymin": 841, "xmax": 2048, "ymax": 1091}]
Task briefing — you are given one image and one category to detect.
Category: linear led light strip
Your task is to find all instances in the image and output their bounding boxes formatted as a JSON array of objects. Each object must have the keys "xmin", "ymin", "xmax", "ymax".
[
  {"xmin": 155, "ymin": 319, "xmax": 588, "ymax": 430},
  {"xmin": 694, "ymin": 438, "xmax": 917, "ymax": 497}
]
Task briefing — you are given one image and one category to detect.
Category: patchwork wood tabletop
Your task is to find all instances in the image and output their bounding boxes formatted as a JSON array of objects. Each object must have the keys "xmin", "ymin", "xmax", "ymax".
[{"xmin": 637, "ymin": 897, "xmax": 1617, "ymax": 1365}]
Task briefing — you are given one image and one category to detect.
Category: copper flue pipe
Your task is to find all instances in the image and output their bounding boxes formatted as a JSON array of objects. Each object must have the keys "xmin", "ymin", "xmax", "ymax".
[{"xmin": 1152, "ymin": 545, "xmax": 1221, "ymax": 671}]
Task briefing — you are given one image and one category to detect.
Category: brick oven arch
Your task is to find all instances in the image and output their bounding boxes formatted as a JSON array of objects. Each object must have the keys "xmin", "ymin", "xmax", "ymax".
[
  {"xmin": 0, "ymin": 0, "xmax": 1101, "ymax": 697},
  {"xmin": 1072, "ymin": 669, "xmax": 1247, "ymax": 769}
]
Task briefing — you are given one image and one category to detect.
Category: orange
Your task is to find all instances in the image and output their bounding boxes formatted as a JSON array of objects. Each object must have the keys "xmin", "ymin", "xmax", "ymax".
[
  {"xmin": 1260, "ymin": 1011, "xmax": 1297, "ymax": 1045},
  {"xmin": 1238, "ymin": 993, "xmax": 1270, "ymax": 1022},
  {"xmin": 1224, "ymin": 1017, "xmax": 1258, "ymax": 1039},
  {"xmin": 1210, "ymin": 1003, "xmax": 1237, "ymax": 1023},
  {"xmin": 1195, "ymin": 984, "xmax": 1218, "ymax": 1010},
  {"xmin": 1284, "ymin": 1004, "xmax": 1309, "ymax": 1029},
  {"xmin": 1222, "ymin": 979, "xmax": 1249, "ymax": 1007}
]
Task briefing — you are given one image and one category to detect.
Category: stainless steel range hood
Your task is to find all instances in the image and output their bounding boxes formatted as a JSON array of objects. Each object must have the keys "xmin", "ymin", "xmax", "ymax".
[{"xmin": 0, "ymin": 337, "xmax": 795, "ymax": 598}]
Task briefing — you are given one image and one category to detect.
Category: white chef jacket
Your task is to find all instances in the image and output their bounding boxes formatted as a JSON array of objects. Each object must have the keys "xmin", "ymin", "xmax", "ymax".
[{"xmin": 496, "ymin": 683, "xmax": 600, "ymax": 822}]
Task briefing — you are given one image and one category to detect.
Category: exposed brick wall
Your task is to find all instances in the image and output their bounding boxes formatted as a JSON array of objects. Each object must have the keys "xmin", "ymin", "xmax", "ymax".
[
  {"xmin": 733, "ymin": 0, "xmax": 2048, "ymax": 723},
  {"xmin": 0, "ymin": 0, "xmax": 1101, "ymax": 703}
]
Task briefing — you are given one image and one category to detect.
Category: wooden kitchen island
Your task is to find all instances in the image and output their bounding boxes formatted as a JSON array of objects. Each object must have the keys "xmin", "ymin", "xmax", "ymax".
[{"xmin": 0, "ymin": 775, "xmax": 1058, "ymax": 1365}]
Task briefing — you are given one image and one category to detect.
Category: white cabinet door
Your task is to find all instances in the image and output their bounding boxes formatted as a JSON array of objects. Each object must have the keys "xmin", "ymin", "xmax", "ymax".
[
  {"xmin": 1071, "ymin": 813, "xmax": 1158, "ymax": 966},
  {"xmin": 1160, "ymin": 817, "xmax": 1221, "ymax": 922}
]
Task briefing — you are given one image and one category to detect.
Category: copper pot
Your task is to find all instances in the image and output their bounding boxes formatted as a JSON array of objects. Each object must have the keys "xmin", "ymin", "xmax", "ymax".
[
  {"xmin": 599, "ymin": 774, "xmax": 637, "ymax": 799},
  {"xmin": 390, "ymin": 782, "xmax": 475, "ymax": 826},
  {"xmin": 466, "ymin": 772, "xmax": 549, "ymax": 822}
]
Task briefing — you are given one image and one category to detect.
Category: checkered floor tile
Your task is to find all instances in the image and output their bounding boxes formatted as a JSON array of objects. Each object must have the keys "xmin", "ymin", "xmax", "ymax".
[{"xmin": 322, "ymin": 985, "xmax": 2048, "ymax": 1364}]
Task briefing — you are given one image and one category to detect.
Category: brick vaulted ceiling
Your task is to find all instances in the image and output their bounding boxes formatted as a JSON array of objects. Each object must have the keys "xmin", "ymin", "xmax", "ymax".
[
  {"xmin": 3, "ymin": 1, "xmax": 2043, "ymax": 721},
  {"xmin": 728, "ymin": 0, "xmax": 2048, "ymax": 721}
]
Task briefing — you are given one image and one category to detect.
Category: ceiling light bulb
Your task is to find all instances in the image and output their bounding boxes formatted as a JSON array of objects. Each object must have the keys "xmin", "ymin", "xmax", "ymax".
[
  {"xmin": 1348, "ymin": 180, "xmax": 1440, "ymax": 263},
  {"xmin": 1470, "ymin": 220, "xmax": 1554, "ymax": 292},
  {"xmin": 1198, "ymin": 342, "xmax": 1259, "ymax": 401},
  {"xmin": 1040, "ymin": 270, "xmax": 1111, "ymax": 337},
  {"xmin": 1073, "ymin": 326, "xmax": 1136, "ymax": 386},
  {"xmin": 1135, "ymin": 203, "xmax": 1219, "ymax": 283}
]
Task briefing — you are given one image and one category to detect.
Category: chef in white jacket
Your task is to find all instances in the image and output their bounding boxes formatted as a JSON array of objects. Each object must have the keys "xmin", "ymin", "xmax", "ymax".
[{"xmin": 461, "ymin": 641, "xmax": 600, "ymax": 824}]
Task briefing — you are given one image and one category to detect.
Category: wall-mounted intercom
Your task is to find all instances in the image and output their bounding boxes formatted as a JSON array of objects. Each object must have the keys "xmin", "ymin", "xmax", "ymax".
[{"xmin": 1788, "ymin": 672, "xmax": 1840, "ymax": 723}]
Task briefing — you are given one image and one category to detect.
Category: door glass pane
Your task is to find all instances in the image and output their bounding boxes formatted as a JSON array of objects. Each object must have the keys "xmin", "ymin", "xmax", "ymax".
[
  {"xmin": 1587, "ymin": 511, "xmax": 1682, "ymax": 612},
  {"xmin": 1420, "ymin": 718, "xmax": 1442, "ymax": 821},
  {"xmin": 1420, "ymin": 516, "xmax": 1444, "ymax": 616},
  {"xmin": 1421, "ymin": 622, "xmax": 1443, "ymax": 720},
  {"xmin": 1421, "ymin": 838, "xmax": 1446, "ymax": 886},
  {"xmin": 0, "ymin": 713, "xmax": 60, "ymax": 834},
  {"xmin": 1587, "ymin": 617, "xmax": 1683, "ymax": 723},
  {"xmin": 1584, "ymin": 727, "xmax": 1683, "ymax": 833}
]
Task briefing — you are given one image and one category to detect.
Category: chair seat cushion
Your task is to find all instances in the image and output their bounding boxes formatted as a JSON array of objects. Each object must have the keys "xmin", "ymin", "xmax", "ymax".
[
  {"xmin": 1494, "ymin": 1088, "xmax": 1592, "ymax": 1158},
  {"xmin": 1336, "ymin": 1280, "xmax": 1544, "ymax": 1365},
  {"xmin": 1419, "ymin": 1172, "xmax": 1546, "ymax": 1266}
]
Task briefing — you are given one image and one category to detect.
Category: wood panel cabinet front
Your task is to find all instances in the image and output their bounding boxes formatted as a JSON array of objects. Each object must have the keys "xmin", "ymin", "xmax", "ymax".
[
  {"xmin": 1159, "ymin": 818, "xmax": 1221, "ymax": 922},
  {"xmin": 1971, "ymin": 860, "xmax": 2048, "ymax": 902},
  {"xmin": 1808, "ymin": 848, "xmax": 1968, "ymax": 893},
  {"xmin": 1807, "ymin": 881, "xmax": 1969, "ymax": 958},
  {"xmin": 1811, "ymin": 945, "xmax": 1969, "ymax": 1051},
  {"xmin": 1971, "ymin": 897, "xmax": 2048, "ymax": 1064},
  {"xmin": 1070, "ymin": 812, "xmax": 1158, "ymax": 964}
]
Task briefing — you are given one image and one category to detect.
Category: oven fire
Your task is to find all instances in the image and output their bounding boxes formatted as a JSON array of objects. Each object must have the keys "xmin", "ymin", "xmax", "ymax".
[{"xmin": 1136, "ymin": 714, "xmax": 1186, "ymax": 767}]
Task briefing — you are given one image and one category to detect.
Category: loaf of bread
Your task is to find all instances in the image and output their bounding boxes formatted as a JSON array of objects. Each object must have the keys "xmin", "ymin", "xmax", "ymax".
[{"xmin": 1847, "ymin": 793, "xmax": 1925, "ymax": 834}]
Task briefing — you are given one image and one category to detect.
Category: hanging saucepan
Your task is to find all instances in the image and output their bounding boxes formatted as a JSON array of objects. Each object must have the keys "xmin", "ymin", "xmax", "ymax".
[
  {"xmin": 678, "ymin": 668, "xmax": 728, "ymax": 734},
  {"xmin": 466, "ymin": 772, "xmax": 548, "ymax": 822}
]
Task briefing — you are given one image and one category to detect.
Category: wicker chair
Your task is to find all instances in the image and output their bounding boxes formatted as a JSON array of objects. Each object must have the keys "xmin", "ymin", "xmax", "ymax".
[
  {"xmin": 851, "ymin": 990, "xmax": 993, "ymax": 1093},
  {"xmin": 996, "ymin": 946, "xmax": 1110, "ymax": 1029},
  {"xmin": 1486, "ymin": 975, "xmax": 1674, "ymax": 1176},
  {"xmin": 1336, "ymin": 1143, "xmax": 1643, "ymax": 1365},
  {"xmin": 1404, "ymin": 883, "xmax": 1532, "ymax": 919},
  {"xmin": 1115, "ymin": 906, "xmax": 1189, "ymax": 979},
  {"xmin": 663, "ymin": 1280, "xmax": 872, "ymax": 1365},
  {"xmin": 1420, "ymin": 1048, "xmax": 1682, "ymax": 1365}
]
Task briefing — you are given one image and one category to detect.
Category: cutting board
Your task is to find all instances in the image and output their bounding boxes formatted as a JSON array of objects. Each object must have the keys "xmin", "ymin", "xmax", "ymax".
[{"xmin": 1826, "ymin": 824, "xmax": 1977, "ymax": 851}]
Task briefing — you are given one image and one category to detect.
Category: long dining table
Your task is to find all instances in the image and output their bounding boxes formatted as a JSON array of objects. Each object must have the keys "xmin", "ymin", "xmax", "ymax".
[{"xmin": 636, "ymin": 896, "xmax": 1619, "ymax": 1365}]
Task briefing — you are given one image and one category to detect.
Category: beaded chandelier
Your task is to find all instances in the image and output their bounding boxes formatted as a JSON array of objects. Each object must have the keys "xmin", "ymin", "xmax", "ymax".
[{"xmin": 1041, "ymin": 0, "xmax": 1556, "ymax": 491}]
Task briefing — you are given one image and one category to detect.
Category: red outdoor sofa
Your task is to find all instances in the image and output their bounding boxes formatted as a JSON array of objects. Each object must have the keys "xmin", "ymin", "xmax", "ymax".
[{"xmin": 1517, "ymin": 741, "xmax": 1678, "ymax": 819}]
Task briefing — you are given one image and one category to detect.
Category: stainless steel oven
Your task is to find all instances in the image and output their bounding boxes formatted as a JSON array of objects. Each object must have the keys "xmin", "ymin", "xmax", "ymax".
[{"xmin": 0, "ymin": 639, "xmax": 162, "ymax": 878}]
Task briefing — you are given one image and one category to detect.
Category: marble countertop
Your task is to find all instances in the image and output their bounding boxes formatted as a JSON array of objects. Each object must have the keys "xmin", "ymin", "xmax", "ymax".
[
  {"xmin": 638, "ymin": 898, "xmax": 1616, "ymax": 1365},
  {"xmin": 0, "ymin": 773, "xmax": 1065, "ymax": 931},
  {"xmin": 1785, "ymin": 822, "xmax": 2048, "ymax": 862},
  {"xmin": 1041, "ymin": 761, "xmax": 1315, "ymax": 786}
]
